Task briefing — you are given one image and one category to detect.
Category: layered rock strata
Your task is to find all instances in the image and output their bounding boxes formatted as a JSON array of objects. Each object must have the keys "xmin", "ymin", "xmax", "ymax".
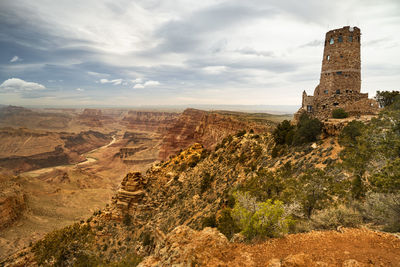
[
  {"xmin": 114, "ymin": 172, "xmax": 148, "ymax": 213},
  {"xmin": 159, "ymin": 108, "xmax": 274, "ymax": 160}
]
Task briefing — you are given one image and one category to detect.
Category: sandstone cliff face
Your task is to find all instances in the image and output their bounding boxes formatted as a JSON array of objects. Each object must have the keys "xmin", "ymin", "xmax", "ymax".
[
  {"xmin": 78, "ymin": 109, "xmax": 105, "ymax": 127},
  {"xmin": 122, "ymin": 111, "xmax": 179, "ymax": 132},
  {"xmin": 61, "ymin": 130, "xmax": 111, "ymax": 155},
  {"xmin": 115, "ymin": 172, "xmax": 148, "ymax": 213},
  {"xmin": 0, "ymin": 175, "xmax": 25, "ymax": 229},
  {"xmin": 321, "ymin": 115, "xmax": 376, "ymax": 137},
  {"xmin": 159, "ymin": 109, "xmax": 274, "ymax": 160}
]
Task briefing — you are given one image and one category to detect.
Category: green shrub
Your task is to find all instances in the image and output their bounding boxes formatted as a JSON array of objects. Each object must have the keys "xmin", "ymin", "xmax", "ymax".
[
  {"xmin": 376, "ymin": 90, "xmax": 400, "ymax": 108},
  {"xmin": 32, "ymin": 223, "xmax": 94, "ymax": 266},
  {"xmin": 339, "ymin": 120, "xmax": 365, "ymax": 145},
  {"xmin": 332, "ymin": 108, "xmax": 349, "ymax": 119},
  {"xmin": 295, "ymin": 169, "xmax": 335, "ymax": 218},
  {"xmin": 292, "ymin": 114, "xmax": 322, "ymax": 145},
  {"xmin": 216, "ymin": 208, "xmax": 240, "ymax": 240},
  {"xmin": 361, "ymin": 192, "xmax": 400, "ymax": 232},
  {"xmin": 236, "ymin": 130, "xmax": 246, "ymax": 138},
  {"xmin": 202, "ymin": 214, "xmax": 217, "ymax": 228},
  {"xmin": 271, "ymin": 145, "xmax": 280, "ymax": 158},
  {"xmin": 141, "ymin": 231, "xmax": 153, "ymax": 247},
  {"xmin": 123, "ymin": 214, "xmax": 132, "ymax": 226},
  {"xmin": 231, "ymin": 192, "xmax": 294, "ymax": 240},
  {"xmin": 370, "ymin": 158, "xmax": 400, "ymax": 193},
  {"xmin": 238, "ymin": 169, "xmax": 284, "ymax": 202},
  {"xmin": 310, "ymin": 205, "xmax": 362, "ymax": 230},
  {"xmin": 273, "ymin": 120, "xmax": 295, "ymax": 145},
  {"xmin": 106, "ymin": 253, "xmax": 143, "ymax": 267},
  {"xmin": 188, "ymin": 154, "xmax": 200, "ymax": 168},
  {"xmin": 200, "ymin": 172, "xmax": 214, "ymax": 194}
]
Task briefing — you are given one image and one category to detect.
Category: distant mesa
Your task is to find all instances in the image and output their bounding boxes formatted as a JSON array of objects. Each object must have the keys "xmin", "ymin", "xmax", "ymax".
[
  {"xmin": 79, "ymin": 109, "xmax": 104, "ymax": 127},
  {"xmin": 82, "ymin": 108, "xmax": 102, "ymax": 116},
  {"xmin": 295, "ymin": 26, "xmax": 378, "ymax": 121}
]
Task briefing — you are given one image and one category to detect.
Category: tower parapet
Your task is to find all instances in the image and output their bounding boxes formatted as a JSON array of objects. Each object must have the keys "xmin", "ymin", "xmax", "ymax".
[{"xmin": 295, "ymin": 26, "xmax": 378, "ymax": 121}]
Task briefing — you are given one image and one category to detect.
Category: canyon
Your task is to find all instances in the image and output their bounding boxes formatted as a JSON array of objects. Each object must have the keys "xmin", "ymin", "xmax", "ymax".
[{"xmin": 0, "ymin": 105, "xmax": 286, "ymax": 258}]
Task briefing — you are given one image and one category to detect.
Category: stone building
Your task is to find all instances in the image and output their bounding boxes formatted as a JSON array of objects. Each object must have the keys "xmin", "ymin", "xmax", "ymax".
[{"xmin": 295, "ymin": 26, "xmax": 378, "ymax": 121}]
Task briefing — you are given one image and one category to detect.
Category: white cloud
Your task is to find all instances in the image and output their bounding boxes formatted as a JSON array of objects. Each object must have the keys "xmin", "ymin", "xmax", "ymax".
[
  {"xmin": 131, "ymin": 78, "xmax": 143, "ymax": 83},
  {"xmin": 10, "ymin": 56, "xmax": 22, "ymax": 63},
  {"xmin": 76, "ymin": 88, "xmax": 84, "ymax": 91},
  {"xmin": 143, "ymin": 80, "xmax": 160, "ymax": 87},
  {"xmin": 1, "ymin": 1, "xmax": 399, "ymax": 106},
  {"xmin": 202, "ymin": 66, "xmax": 227, "ymax": 74},
  {"xmin": 0, "ymin": 78, "xmax": 46, "ymax": 92},
  {"xmin": 88, "ymin": 71, "xmax": 109, "ymax": 76},
  {"xmin": 99, "ymin": 78, "xmax": 123, "ymax": 85},
  {"xmin": 133, "ymin": 80, "xmax": 161, "ymax": 89},
  {"xmin": 112, "ymin": 79, "xmax": 122, "ymax": 85},
  {"xmin": 133, "ymin": 84, "xmax": 145, "ymax": 89}
]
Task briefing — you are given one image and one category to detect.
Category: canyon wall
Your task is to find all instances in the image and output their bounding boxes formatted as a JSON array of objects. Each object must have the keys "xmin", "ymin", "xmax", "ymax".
[
  {"xmin": 159, "ymin": 109, "xmax": 275, "ymax": 160},
  {"xmin": 0, "ymin": 129, "xmax": 111, "ymax": 173},
  {"xmin": 122, "ymin": 111, "xmax": 180, "ymax": 132}
]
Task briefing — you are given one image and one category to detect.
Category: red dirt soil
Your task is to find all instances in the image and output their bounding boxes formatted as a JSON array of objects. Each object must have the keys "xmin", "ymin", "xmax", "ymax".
[{"xmin": 222, "ymin": 228, "xmax": 400, "ymax": 266}]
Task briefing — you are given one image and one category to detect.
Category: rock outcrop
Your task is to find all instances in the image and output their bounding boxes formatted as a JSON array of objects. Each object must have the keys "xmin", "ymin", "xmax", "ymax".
[
  {"xmin": 122, "ymin": 111, "xmax": 179, "ymax": 132},
  {"xmin": 114, "ymin": 172, "xmax": 148, "ymax": 213},
  {"xmin": 159, "ymin": 108, "xmax": 274, "ymax": 160},
  {"xmin": 138, "ymin": 226, "xmax": 230, "ymax": 267}
]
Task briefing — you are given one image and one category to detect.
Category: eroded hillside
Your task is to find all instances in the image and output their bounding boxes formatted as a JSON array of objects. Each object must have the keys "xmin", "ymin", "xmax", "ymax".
[
  {"xmin": 5, "ymin": 121, "xmax": 400, "ymax": 266},
  {"xmin": 0, "ymin": 106, "xmax": 287, "ymax": 260}
]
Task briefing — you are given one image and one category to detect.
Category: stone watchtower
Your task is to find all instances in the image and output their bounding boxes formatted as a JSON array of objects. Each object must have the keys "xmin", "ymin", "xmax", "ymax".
[{"xmin": 295, "ymin": 26, "xmax": 378, "ymax": 120}]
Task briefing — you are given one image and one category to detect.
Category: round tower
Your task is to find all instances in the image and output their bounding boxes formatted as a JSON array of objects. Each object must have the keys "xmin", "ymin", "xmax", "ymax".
[{"xmin": 314, "ymin": 26, "xmax": 361, "ymax": 98}]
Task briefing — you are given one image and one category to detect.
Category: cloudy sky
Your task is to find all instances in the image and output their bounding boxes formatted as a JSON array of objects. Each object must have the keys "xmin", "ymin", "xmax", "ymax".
[{"xmin": 0, "ymin": 0, "xmax": 399, "ymax": 107}]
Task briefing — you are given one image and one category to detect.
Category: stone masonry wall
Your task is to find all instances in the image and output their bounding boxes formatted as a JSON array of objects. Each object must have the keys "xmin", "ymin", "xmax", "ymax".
[{"xmin": 295, "ymin": 26, "xmax": 378, "ymax": 121}]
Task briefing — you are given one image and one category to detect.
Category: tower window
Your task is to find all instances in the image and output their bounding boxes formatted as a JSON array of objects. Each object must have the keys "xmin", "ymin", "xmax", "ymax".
[
  {"xmin": 340, "ymin": 55, "xmax": 343, "ymax": 58},
  {"xmin": 357, "ymin": 36, "xmax": 360, "ymax": 42},
  {"xmin": 336, "ymin": 89, "xmax": 341, "ymax": 94},
  {"xmin": 348, "ymin": 36, "xmax": 353, "ymax": 42},
  {"xmin": 338, "ymin": 36, "xmax": 343, "ymax": 42},
  {"xmin": 333, "ymin": 102, "xmax": 339, "ymax": 106},
  {"xmin": 329, "ymin": 38, "xmax": 334, "ymax": 45},
  {"xmin": 336, "ymin": 71, "xmax": 342, "ymax": 75},
  {"xmin": 324, "ymin": 90, "xmax": 329, "ymax": 94},
  {"xmin": 326, "ymin": 55, "xmax": 330, "ymax": 61},
  {"xmin": 307, "ymin": 105, "xmax": 313, "ymax": 112}
]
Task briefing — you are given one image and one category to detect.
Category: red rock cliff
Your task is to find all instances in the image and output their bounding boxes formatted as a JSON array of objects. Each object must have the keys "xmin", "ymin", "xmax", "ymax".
[{"xmin": 159, "ymin": 109, "xmax": 274, "ymax": 160}]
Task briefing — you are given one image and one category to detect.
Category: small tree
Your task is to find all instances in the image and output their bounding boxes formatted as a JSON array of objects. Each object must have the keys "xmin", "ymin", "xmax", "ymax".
[
  {"xmin": 339, "ymin": 120, "xmax": 365, "ymax": 145},
  {"xmin": 292, "ymin": 113, "xmax": 322, "ymax": 145},
  {"xmin": 332, "ymin": 108, "xmax": 348, "ymax": 119},
  {"xmin": 295, "ymin": 169, "xmax": 334, "ymax": 218},
  {"xmin": 375, "ymin": 90, "xmax": 400, "ymax": 108},
  {"xmin": 370, "ymin": 158, "xmax": 400, "ymax": 193},
  {"xmin": 273, "ymin": 120, "xmax": 295, "ymax": 145}
]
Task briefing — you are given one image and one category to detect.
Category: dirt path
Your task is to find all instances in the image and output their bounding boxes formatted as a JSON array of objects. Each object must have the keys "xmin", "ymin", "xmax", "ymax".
[{"xmin": 222, "ymin": 228, "xmax": 400, "ymax": 266}]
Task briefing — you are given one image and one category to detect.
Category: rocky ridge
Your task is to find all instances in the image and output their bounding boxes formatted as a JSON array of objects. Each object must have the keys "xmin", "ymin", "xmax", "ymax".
[
  {"xmin": 159, "ymin": 108, "xmax": 276, "ymax": 160},
  {"xmin": 3, "ymin": 129, "xmax": 400, "ymax": 266}
]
